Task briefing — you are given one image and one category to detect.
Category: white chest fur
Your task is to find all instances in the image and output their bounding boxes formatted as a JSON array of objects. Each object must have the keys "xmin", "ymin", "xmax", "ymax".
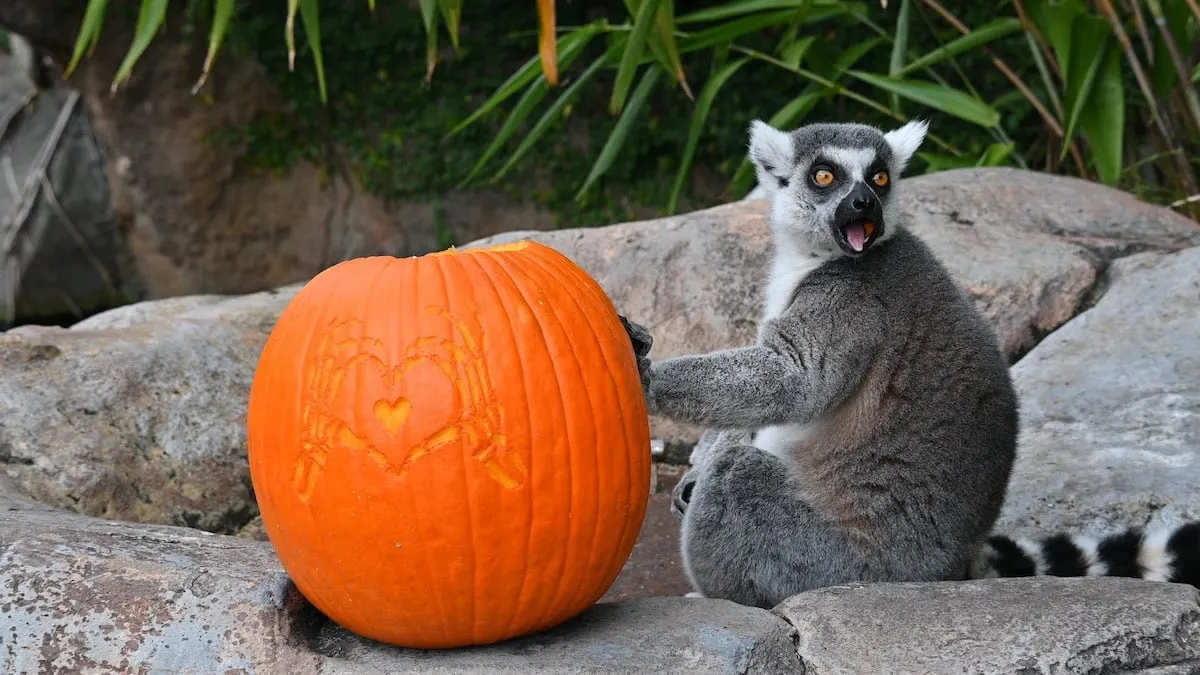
[
  {"xmin": 755, "ymin": 245, "xmax": 831, "ymax": 461},
  {"xmin": 761, "ymin": 244, "xmax": 828, "ymax": 322}
]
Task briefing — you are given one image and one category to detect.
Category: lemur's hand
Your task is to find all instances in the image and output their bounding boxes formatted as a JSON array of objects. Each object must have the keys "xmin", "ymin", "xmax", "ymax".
[{"xmin": 618, "ymin": 315, "xmax": 656, "ymax": 411}]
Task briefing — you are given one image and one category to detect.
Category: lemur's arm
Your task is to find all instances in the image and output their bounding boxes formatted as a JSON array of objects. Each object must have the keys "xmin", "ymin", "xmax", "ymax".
[{"xmin": 622, "ymin": 300, "xmax": 884, "ymax": 430}]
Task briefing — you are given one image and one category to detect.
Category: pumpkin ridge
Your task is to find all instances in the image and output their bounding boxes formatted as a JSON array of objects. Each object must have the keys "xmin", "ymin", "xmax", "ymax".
[
  {"xmin": 521, "ymin": 247, "xmax": 630, "ymax": 612},
  {"xmin": 486, "ymin": 252, "xmax": 583, "ymax": 635},
  {"xmin": 527, "ymin": 246, "xmax": 646, "ymax": 589},
  {"xmin": 403, "ymin": 257, "xmax": 454, "ymax": 644},
  {"xmin": 467, "ymin": 251, "xmax": 544, "ymax": 641},
  {"xmin": 429, "ymin": 251, "xmax": 483, "ymax": 643},
  {"xmin": 546, "ymin": 249, "xmax": 650, "ymax": 586}
]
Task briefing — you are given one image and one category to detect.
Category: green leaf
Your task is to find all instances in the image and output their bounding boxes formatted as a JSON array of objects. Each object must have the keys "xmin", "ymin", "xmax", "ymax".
[
  {"xmin": 1028, "ymin": 0, "xmax": 1087, "ymax": 75},
  {"xmin": 828, "ymin": 36, "xmax": 883, "ymax": 79},
  {"xmin": 895, "ymin": 19, "xmax": 1023, "ymax": 77},
  {"xmin": 888, "ymin": 0, "xmax": 912, "ymax": 113},
  {"xmin": 668, "ymin": 58, "xmax": 750, "ymax": 214},
  {"xmin": 1150, "ymin": 0, "xmax": 1194, "ymax": 95},
  {"xmin": 678, "ymin": 10, "xmax": 799, "ymax": 54},
  {"xmin": 111, "ymin": 0, "xmax": 169, "ymax": 93},
  {"xmin": 767, "ymin": 91, "xmax": 825, "ymax": 128},
  {"xmin": 419, "ymin": 0, "xmax": 439, "ymax": 81},
  {"xmin": 297, "ymin": 0, "xmax": 327, "ymax": 102},
  {"xmin": 66, "ymin": 0, "xmax": 109, "ymax": 77},
  {"xmin": 458, "ymin": 35, "xmax": 595, "ymax": 185},
  {"xmin": 611, "ymin": 0, "xmax": 663, "ymax": 114},
  {"xmin": 579, "ymin": 66, "xmax": 663, "ymax": 200},
  {"xmin": 450, "ymin": 22, "xmax": 603, "ymax": 136},
  {"xmin": 192, "ymin": 0, "xmax": 237, "ymax": 93},
  {"xmin": 846, "ymin": 71, "xmax": 1000, "ymax": 127},
  {"xmin": 650, "ymin": 0, "xmax": 692, "ymax": 97},
  {"xmin": 779, "ymin": 35, "xmax": 816, "ymax": 69},
  {"xmin": 976, "ymin": 142, "xmax": 1014, "ymax": 167},
  {"xmin": 438, "ymin": 0, "xmax": 462, "ymax": 52},
  {"xmin": 491, "ymin": 52, "xmax": 614, "ymax": 181},
  {"xmin": 1077, "ymin": 44, "xmax": 1124, "ymax": 184},
  {"xmin": 916, "ymin": 151, "xmax": 978, "ymax": 172},
  {"xmin": 677, "ymin": 0, "xmax": 839, "ymax": 24},
  {"xmin": 1058, "ymin": 15, "xmax": 1110, "ymax": 160}
]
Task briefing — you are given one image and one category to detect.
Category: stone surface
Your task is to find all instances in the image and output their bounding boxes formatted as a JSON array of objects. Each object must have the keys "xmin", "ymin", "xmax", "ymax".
[
  {"xmin": 775, "ymin": 576, "xmax": 1200, "ymax": 674},
  {"xmin": 901, "ymin": 167, "xmax": 1200, "ymax": 258},
  {"xmin": 0, "ymin": 481, "xmax": 798, "ymax": 674},
  {"xmin": 996, "ymin": 246, "xmax": 1200, "ymax": 537},
  {"xmin": 0, "ymin": 53, "xmax": 135, "ymax": 329},
  {"xmin": 313, "ymin": 596, "xmax": 802, "ymax": 674},
  {"xmin": 0, "ymin": 317, "xmax": 267, "ymax": 532},
  {"xmin": 0, "ymin": 500, "xmax": 322, "ymax": 673},
  {"xmin": 468, "ymin": 168, "xmax": 1196, "ymax": 454}
]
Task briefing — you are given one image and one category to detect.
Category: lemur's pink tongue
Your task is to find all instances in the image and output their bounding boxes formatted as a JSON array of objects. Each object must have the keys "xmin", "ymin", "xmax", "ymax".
[{"xmin": 846, "ymin": 223, "xmax": 867, "ymax": 251}]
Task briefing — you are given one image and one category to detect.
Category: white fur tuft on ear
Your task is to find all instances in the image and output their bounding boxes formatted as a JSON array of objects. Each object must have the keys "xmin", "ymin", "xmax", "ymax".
[
  {"xmin": 883, "ymin": 119, "xmax": 928, "ymax": 173},
  {"xmin": 747, "ymin": 119, "xmax": 795, "ymax": 180}
]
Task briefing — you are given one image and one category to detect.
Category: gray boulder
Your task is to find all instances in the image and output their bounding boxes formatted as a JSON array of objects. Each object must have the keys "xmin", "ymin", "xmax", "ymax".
[
  {"xmin": 997, "ymin": 246, "xmax": 1200, "ymax": 536},
  {"xmin": 775, "ymin": 577, "xmax": 1200, "ymax": 674},
  {"xmin": 0, "ymin": 282, "xmax": 302, "ymax": 533},
  {"xmin": 0, "ymin": 486, "xmax": 801, "ymax": 674}
]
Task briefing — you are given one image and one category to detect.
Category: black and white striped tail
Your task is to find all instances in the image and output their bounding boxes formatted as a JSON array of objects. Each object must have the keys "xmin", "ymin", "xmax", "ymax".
[{"xmin": 970, "ymin": 521, "xmax": 1199, "ymax": 587}]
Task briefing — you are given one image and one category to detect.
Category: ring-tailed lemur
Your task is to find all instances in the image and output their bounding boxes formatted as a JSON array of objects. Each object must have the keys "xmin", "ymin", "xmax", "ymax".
[{"xmin": 618, "ymin": 119, "xmax": 1199, "ymax": 609}]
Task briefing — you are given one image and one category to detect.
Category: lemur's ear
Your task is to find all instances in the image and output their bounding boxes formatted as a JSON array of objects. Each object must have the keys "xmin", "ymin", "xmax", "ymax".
[
  {"xmin": 748, "ymin": 120, "xmax": 795, "ymax": 189},
  {"xmin": 883, "ymin": 119, "xmax": 928, "ymax": 174}
]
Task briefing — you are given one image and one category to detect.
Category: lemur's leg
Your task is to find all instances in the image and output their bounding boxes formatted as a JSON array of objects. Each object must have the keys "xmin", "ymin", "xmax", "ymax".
[{"xmin": 678, "ymin": 442, "xmax": 867, "ymax": 609}]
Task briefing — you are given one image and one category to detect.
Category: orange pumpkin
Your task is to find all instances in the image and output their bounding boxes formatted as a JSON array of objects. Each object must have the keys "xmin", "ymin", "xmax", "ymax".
[{"xmin": 246, "ymin": 241, "xmax": 652, "ymax": 649}]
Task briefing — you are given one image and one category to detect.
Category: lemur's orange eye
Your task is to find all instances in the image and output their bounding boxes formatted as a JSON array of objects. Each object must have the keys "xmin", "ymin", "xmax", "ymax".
[
  {"xmin": 812, "ymin": 168, "xmax": 835, "ymax": 186},
  {"xmin": 873, "ymin": 171, "xmax": 890, "ymax": 187}
]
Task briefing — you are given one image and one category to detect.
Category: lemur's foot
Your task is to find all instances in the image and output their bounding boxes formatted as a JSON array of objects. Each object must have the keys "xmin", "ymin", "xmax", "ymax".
[{"xmin": 671, "ymin": 471, "xmax": 697, "ymax": 519}]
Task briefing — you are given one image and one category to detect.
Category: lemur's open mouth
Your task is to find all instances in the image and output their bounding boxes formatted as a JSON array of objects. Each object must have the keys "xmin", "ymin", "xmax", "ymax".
[{"xmin": 836, "ymin": 218, "xmax": 880, "ymax": 255}]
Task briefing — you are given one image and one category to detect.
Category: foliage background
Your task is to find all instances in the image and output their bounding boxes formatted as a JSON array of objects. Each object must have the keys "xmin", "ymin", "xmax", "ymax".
[{"xmin": 62, "ymin": 0, "xmax": 1200, "ymax": 235}]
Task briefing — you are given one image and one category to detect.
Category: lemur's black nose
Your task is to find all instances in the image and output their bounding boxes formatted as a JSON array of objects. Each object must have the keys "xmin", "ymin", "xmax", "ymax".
[{"xmin": 846, "ymin": 182, "xmax": 878, "ymax": 214}]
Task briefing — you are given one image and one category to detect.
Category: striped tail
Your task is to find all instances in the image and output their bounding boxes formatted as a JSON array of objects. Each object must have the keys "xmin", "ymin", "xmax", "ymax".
[{"xmin": 970, "ymin": 521, "xmax": 1199, "ymax": 587}]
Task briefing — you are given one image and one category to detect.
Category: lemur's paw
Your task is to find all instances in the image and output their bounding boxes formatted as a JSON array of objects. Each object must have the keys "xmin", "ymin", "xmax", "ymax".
[
  {"xmin": 618, "ymin": 315, "xmax": 656, "ymax": 408},
  {"xmin": 671, "ymin": 471, "xmax": 697, "ymax": 519},
  {"xmin": 618, "ymin": 315, "xmax": 653, "ymax": 358}
]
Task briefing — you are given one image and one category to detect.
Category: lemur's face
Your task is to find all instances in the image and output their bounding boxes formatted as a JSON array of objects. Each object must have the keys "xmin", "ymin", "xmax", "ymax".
[{"xmin": 747, "ymin": 119, "xmax": 927, "ymax": 259}]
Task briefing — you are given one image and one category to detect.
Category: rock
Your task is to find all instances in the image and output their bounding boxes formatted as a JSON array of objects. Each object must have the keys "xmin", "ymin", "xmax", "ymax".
[
  {"xmin": 0, "ymin": 315, "xmax": 269, "ymax": 532},
  {"xmin": 313, "ymin": 596, "xmax": 803, "ymax": 674},
  {"xmin": 69, "ymin": 282, "xmax": 304, "ymax": 333},
  {"xmin": 0, "ymin": 55, "xmax": 136, "ymax": 329},
  {"xmin": 467, "ymin": 168, "xmax": 1195, "ymax": 455},
  {"xmin": 774, "ymin": 576, "xmax": 1200, "ymax": 674},
  {"xmin": 996, "ymin": 246, "xmax": 1200, "ymax": 536},
  {"xmin": 0, "ymin": 499, "xmax": 323, "ymax": 673},
  {"xmin": 0, "ymin": 482, "xmax": 800, "ymax": 674},
  {"xmin": 901, "ymin": 167, "xmax": 1200, "ymax": 259}
]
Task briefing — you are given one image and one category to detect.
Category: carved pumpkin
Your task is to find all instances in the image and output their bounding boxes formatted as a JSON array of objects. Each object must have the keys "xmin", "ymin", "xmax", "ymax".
[{"xmin": 246, "ymin": 241, "xmax": 652, "ymax": 649}]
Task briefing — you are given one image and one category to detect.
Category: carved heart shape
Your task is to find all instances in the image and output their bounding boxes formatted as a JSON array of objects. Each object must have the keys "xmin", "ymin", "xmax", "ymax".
[{"xmin": 373, "ymin": 396, "xmax": 412, "ymax": 435}]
